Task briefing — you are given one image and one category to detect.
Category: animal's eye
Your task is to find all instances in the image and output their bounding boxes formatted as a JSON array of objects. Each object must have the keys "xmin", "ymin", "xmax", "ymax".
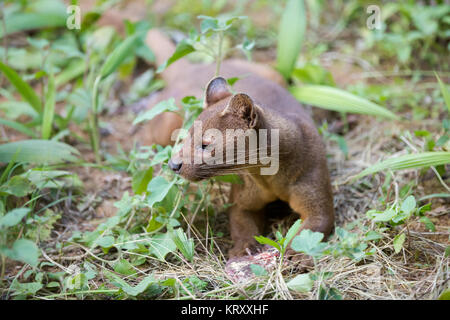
[{"xmin": 201, "ymin": 144, "xmax": 208, "ymax": 150}]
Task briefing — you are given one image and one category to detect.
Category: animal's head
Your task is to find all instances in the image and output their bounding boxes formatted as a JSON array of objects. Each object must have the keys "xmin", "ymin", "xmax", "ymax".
[{"xmin": 168, "ymin": 76, "xmax": 264, "ymax": 181}]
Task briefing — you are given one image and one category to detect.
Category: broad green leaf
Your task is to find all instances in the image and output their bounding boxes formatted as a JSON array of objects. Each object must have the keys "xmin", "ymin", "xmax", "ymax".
[
  {"xmin": 291, "ymin": 85, "xmax": 399, "ymax": 120},
  {"xmin": 0, "ymin": 14, "xmax": 65, "ymax": 39},
  {"xmin": 291, "ymin": 229, "xmax": 326, "ymax": 257},
  {"xmin": 0, "ymin": 140, "xmax": 79, "ymax": 164},
  {"xmin": 99, "ymin": 32, "xmax": 144, "ymax": 80},
  {"xmin": 0, "ymin": 61, "xmax": 42, "ymax": 112},
  {"xmin": 132, "ymin": 167, "xmax": 153, "ymax": 195},
  {"xmin": 146, "ymin": 176, "xmax": 176, "ymax": 207},
  {"xmin": 147, "ymin": 232, "xmax": 177, "ymax": 260},
  {"xmin": 400, "ymin": 196, "xmax": 416, "ymax": 216},
  {"xmin": 95, "ymin": 236, "xmax": 115, "ymax": 248},
  {"xmin": 0, "ymin": 208, "xmax": 30, "ymax": 228},
  {"xmin": 0, "ymin": 176, "xmax": 34, "ymax": 197},
  {"xmin": 368, "ymin": 209, "xmax": 397, "ymax": 222},
  {"xmin": 10, "ymin": 280, "xmax": 43, "ymax": 296},
  {"xmin": 41, "ymin": 73, "xmax": 56, "ymax": 139},
  {"xmin": 393, "ymin": 233, "xmax": 406, "ymax": 253},
  {"xmin": 157, "ymin": 39, "xmax": 195, "ymax": 73},
  {"xmin": 276, "ymin": 0, "xmax": 306, "ymax": 79},
  {"xmin": 133, "ymin": 98, "xmax": 178, "ymax": 125},
  {"xmin": 354, "ymin": 152, "xmax": 450, "ymax": 180},
  {"xmin": 2, "ymin": 239, "xmax": 40, "ymax": 267},
  {"xmin": 287, "ymin": 273, "xmax": 314, "ymax": 293},
  {"xmin": 114, "ymin": 259, "xmax": 137, "ymax": 277}
]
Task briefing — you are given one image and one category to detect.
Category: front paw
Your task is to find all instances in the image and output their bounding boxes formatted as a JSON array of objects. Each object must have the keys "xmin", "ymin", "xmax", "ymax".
[{"xmin": 228, "ymin": 240, "xmax": 259, "ymax": 258}]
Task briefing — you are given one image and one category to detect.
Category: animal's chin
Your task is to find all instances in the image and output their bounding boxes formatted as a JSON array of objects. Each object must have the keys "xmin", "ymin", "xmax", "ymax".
[{"xmin": 178, "ymin": 170, "xmax": 209, "ymax": 182}]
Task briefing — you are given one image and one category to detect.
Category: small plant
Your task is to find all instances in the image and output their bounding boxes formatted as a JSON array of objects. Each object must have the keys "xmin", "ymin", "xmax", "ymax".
[{"xmin": 366, "ymin": 195, "xmax": 434, "ymax": 253}]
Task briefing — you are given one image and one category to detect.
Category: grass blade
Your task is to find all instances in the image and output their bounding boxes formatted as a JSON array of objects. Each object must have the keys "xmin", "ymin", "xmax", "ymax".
[
  {"xmin": 435, "ymin": 72, "xmax": 450, "ymax": 113},
  {"xmin": 276, "ymin": 0, "xmax": 306, "ymax": 79},
  {"xmin": 291, "ymin": 85, "xmax": 399, "ymax": 120},
  {"xmin": 354, "ymin": 152, "xmax": 450, "ymax": 180},
  {"xmin": 156, "ymin": 39, "xmax": 195, "ymax": 73},
  {"xmin": 41, "ymin": 73, "xmax": 56, "ymax": 139},
  {"xmin": 0, "ymin": 118, "xmax": 37, "ymax": 138},
  {"xmin": 0, "ymin": 61, "xmax": 42, "ymax": 112},
  {"xmin": 0, "ymin": 140, "xmax": 79, "ymax": 164},
  {"xmin": 99, "ymin": 32, "xmax": 143, "ymax": 80}
]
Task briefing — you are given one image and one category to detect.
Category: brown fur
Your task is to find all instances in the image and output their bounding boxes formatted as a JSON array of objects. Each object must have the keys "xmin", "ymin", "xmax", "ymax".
[{"xmin": 145, "ymin": 30, "xmax": 334, "ymax": 258}]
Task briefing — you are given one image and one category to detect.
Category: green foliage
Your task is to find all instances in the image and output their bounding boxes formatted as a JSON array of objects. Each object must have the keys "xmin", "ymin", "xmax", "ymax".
[
  {"xmin": 276, "ymin": 0, "xmax": 306, "ymax": 79},
  {"xmin": 0, "ymin": 140, "xmax": 79, "ymax": 164},
  {"xmin": 355, "ymin": 152, "xmax": 450, "ymax": 180},
  {"xmin": 291, "ymin": 85, "xmax": 399, "ymax": 120},
  {"xmin": 366, "ymin": 195, "xmax": 434, "ymax": 253}
]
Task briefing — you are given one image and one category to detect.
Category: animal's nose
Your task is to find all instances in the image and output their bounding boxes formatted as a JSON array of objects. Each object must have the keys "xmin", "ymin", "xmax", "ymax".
[{"xmin": 168, "ymin": 159, "xmax": 182, "ymax": 172}]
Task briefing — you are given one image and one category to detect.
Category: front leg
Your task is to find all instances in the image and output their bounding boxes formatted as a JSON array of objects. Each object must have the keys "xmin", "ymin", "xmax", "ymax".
[
  {"xmin": 286, "ymin": 171, "xmax": 335, "ymax": 249},
  {"xmin": 227, "ymin": 181, "xmax": 275, "ymax": 258},
  {"xmin": 228, "ymin": 205, "xmax": 266, "ymax": 257}
]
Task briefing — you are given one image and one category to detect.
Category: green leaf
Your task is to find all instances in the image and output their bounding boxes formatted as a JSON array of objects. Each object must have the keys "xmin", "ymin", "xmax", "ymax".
[
  {"xmin": 99, "ymin": 32, "xmax": 144, "ymax": 80},
  {"xmin": 95, "ymin": 236, "xmax": 115, "ymax": 249},
  {"xmin": 132, "ymin": 167, "xmax": 153, "ymax": 195},
  {"xmin": 393, "ymin": 233, "xmax": 406, "ymax": 253},
  {"xmin": 369, "ymin": 209, "xmax": 397, "ymax": 222},
  {"xmin": 157, "ymin": 39, "xmax": 195, "ymax": 73},
  {"xmin": 41, "ymin": 73, "xmax": 56, "ymax": 139},
  {"xmin": 438, "ymin": 288, "xmax": 450, "ymax": 300},
  {"xmin": 2, "ymin": 239, "xmax": 40, "ymax": 267},
  {"xmin": 0, "ymin": 61, "xmax": 42, "ymax": 112},
  {"xmin": 0, "ymin": 140, "xmax": 79, "ymax": 164},
  {"xmin": 133, "ymin": 98, "xmax": 179, "ymax": 125},
  {"xmin": 291, "ymin": 229, "xmax": 326, "ymax": 257},
  {"xmin": 400, "ymin": 196, "xmax": 416, "ymax": 216},
  {"xmin": 0, "ymin": 176, "xmax": 34, "ymax": 197},
  {"xmin": 276, "ymin": 0, "xmax": 306, "ymax": 79},
  {"xmin": 171, "ymin": 228, "xmax": 195, "ymax": 262},
  {"xmin": 284, "ymin": 219, "xmax": 302, "ymax": 247},
  {"xmin": 147, "ymin": 232, "xmax": 177, "ymax": 260},
  {"xmin": 364, "ymin": 230, "xmax": 383, "ymax": 241},
  {"xmin": 291, "ymin": 85, "xmax": 399, "ymax": 120},
  {"xmin": 10, "ymin": 280, "xmax": 43, "ymax": 296},
  {"xmin": 319, "ymin": 285, "xmax": 342, "ymax": 300},
  {"xmin": 287, "ymin": 273, "xmax": 314, "ymax": 293},
  {"xmin": 435, "ymin": 72, "xmax": 450, "ymax": 113},
  {"xmin": 250, "ymin": 264, "xmax": 268, "ymax": 276},
  {"xmin": 354, "ymin": 152, "xmax": 450, "ymax": 180},
  {"xmin": 213, "ymin": 174, "xmax": 243, "ymax": 184},
  {"xmin": 419, "ymin": 216, "xmax": 436, "ymax": 232},
  {"xmin": 114, "ymin": 259, "xmax": 137, "ymax": 277},
  {"xmin": 104, "ymin": 270, "xmax": 156, "ymax": 297},
  {"xmin": 0, "ymin": 0, "xmax": 67, "ymax": 38},
  {"xmin": 0, "ymin": 208, "xmax": 30, "ymax": 228},
  {"xmin": 0, "ymin": 118, "xmax": 37, "ymax": 138},
  {"xmin": 146, "ymin": 176, "xmax": 176, "ymax": 207},
  {"xmin": 254, "ymin": 235, "xmax": 282, "ymax": 252}
]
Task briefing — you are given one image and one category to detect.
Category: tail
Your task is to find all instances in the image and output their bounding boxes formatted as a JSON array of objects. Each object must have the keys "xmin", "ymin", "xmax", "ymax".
[{"xmin": 145, "ymin": 29, "xmax": 190, "ymax": 81}]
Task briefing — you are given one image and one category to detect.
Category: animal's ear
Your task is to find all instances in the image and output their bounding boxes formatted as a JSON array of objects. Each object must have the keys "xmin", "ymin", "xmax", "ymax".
[
  {"xmin": 224, "ymin": 93, "xmax": 259, "ymax": 128},
  {"xmin": 204, "ymin": 77, "xmax": 232, "ymax": 107}
]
